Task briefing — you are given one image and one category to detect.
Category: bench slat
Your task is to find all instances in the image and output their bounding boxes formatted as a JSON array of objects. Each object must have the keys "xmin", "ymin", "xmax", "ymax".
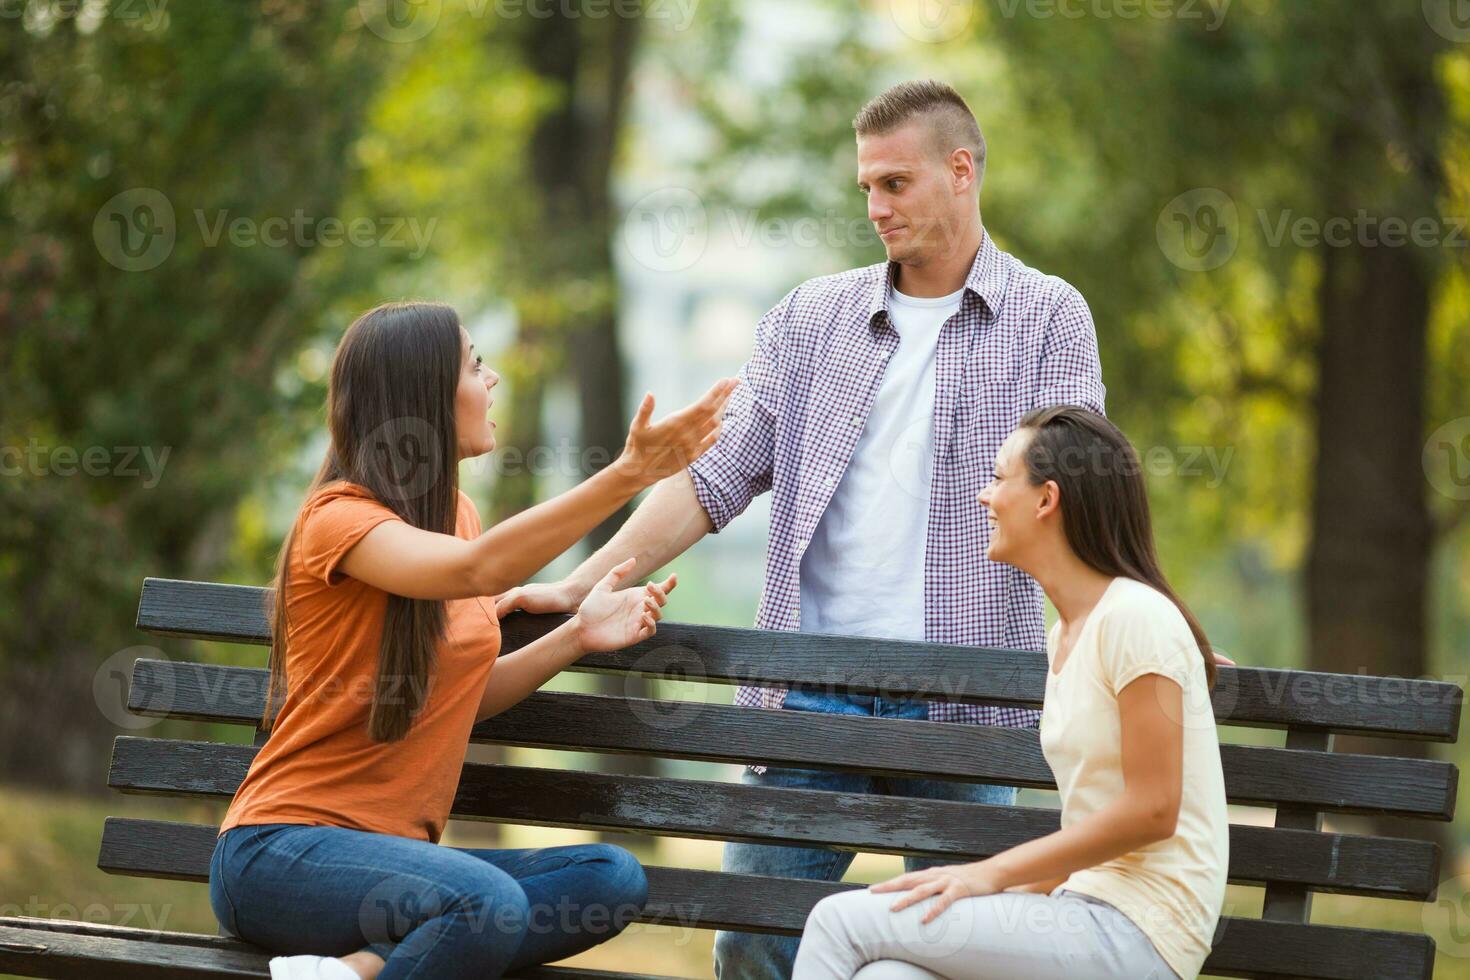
[
  {"xmin": 0, "ymin": 917, "xmax": 668, "ymax": 980},
  {"xmin": 106, "ymin": 737, "xmax": 1441, "ymax": 900},
  {"xmin": 96, "ymin": 819, "xmax": 1435, "ymax": 980},
  {"xmin": 126, "ymin": 659, "xmax": 1459, "ymax": 820},
  {"xmin": 135, "ymin": 578, "xmax": 1464, "ymax": 741}
]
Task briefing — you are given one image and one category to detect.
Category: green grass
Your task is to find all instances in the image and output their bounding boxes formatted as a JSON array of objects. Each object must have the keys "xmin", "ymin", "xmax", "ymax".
[{"xmin": 3, "ymin": 783, "xmax": 1469, "ymax": 979}]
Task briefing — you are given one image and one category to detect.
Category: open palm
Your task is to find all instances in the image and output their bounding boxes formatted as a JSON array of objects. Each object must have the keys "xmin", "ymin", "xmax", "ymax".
[{"xmin": 575, "ymin": 558, "xmax": 676, "ymax": 654}]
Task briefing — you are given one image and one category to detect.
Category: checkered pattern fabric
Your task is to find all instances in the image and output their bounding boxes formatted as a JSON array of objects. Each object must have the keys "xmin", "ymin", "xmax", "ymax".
[{"xmin": 688, "ymin": 230, "xmax": 1106, "ymax": 750}]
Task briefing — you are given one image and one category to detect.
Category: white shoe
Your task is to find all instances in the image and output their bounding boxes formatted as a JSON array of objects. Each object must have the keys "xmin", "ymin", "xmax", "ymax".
[{"xmin": 268, "ymin": 955, "xmax": 360, "ymax": 980}]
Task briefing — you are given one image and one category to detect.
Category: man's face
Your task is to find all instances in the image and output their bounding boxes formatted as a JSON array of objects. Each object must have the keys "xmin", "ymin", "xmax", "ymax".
[{"xmin": 856, "ymin": 121, "xmax": 971, "ymax": 267}]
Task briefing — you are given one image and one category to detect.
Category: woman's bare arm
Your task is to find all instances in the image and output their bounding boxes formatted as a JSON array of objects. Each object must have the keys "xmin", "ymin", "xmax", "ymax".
[
  {"xmin": 872, "ymin": 673, "xmax": 1186, "ymax": 920},
  {"xmin": 338, "ymin": 380, "xmax": 735, "ymax": 599}
]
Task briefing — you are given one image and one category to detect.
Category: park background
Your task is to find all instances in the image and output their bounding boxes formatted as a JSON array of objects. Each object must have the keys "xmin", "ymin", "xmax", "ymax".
[{"xmin": 4, "ymin": 0, "xmax": 1470, "ymax": 975}]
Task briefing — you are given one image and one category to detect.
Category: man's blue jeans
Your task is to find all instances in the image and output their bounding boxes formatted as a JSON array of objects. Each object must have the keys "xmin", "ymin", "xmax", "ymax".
[
  {"xmin": 209, "ymin": 822, "xmax": 648, "ymax": 979},
  {"xmin": 712, "ymin": 685, "xmax": 1019, "ymax": 980}
]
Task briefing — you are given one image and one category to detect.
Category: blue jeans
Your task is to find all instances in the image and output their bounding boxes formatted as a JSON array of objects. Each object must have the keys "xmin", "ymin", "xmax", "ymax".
[
  {"xmin": 713, "ymin": 685, "xmax": 1020, "ymax": 980},
  {"xmin": 210, "ymin": 822, "xmax": 648, "ymax": 980}
]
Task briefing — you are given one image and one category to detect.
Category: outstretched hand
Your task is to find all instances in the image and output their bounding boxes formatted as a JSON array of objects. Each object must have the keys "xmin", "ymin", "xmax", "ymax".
[
  {"xmin": 615, "ymin": 378, "xmax": 738, "ymax": 489},
  {"xmin": 572, "ymin": 557, "xmax": 677, "ymax": 654}
]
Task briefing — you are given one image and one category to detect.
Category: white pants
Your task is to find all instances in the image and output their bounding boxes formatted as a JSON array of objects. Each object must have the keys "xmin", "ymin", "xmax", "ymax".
[{"xmin": 791, "ymin": 887, "xmax": 1181, "ymax": 980}]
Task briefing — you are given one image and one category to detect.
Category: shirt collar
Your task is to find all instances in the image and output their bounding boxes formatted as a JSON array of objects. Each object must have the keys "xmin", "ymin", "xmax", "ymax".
[{"xmin": 866, "ymin": 227, "xmax": 1007, "ymax": 334}]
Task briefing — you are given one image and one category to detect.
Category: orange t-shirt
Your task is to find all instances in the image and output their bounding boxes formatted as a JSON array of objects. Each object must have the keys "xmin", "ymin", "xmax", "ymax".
[{"xmin": 220, "ymin": 481, "xmax": 501, "ymax": 844}]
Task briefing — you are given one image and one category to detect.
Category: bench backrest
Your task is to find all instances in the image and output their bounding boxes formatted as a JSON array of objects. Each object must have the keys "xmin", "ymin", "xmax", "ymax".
[{"xmin": 101, "ymin": 578, "xmax": 1464, "ymax": 979}]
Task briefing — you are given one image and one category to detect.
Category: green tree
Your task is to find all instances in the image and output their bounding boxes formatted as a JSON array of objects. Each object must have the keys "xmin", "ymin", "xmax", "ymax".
[{"xmin": 0, "ymin": 0, "xmax": 393, "ymax": 788}]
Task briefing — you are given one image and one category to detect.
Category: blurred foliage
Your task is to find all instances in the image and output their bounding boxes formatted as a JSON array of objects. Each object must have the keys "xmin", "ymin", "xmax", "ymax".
[
  {"xmin": 0, "ymin": 0, "xmax": 1466, "ymax": 830},
  {"xmin": 0, "ymin": 0, "xmax": 397, "ymax": 784}
]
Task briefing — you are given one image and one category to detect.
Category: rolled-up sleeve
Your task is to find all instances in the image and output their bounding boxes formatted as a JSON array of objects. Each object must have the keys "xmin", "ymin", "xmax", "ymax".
[
  {"xmin": 688, "ymin": 289, "xmax": 793, "ymax": 532},
  {"xmin": 1034, "ymin": 285, "xmax": 1106, "ymax": 416}
]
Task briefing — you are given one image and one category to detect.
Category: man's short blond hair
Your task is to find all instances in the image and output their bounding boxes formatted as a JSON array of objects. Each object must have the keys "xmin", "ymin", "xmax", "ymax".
[{"xmin": 853, "ymin": 80, "xmax": 986, "ymax": 188}]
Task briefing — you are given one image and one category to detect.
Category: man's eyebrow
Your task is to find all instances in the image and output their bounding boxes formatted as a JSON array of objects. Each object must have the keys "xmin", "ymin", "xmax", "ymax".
[{"xmin": 856, "ymin": 169, "xmax": 909, "ymax": 186}]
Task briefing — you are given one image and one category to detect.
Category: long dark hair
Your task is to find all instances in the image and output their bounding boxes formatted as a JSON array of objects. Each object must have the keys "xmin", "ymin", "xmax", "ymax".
[
  {"xmin": 263, "ymin": 301, "xmax": 463, "ymax": 741},
  {"xmin": 1017, "ymin": 406, "xmax": 1216, "ymax": 687}
]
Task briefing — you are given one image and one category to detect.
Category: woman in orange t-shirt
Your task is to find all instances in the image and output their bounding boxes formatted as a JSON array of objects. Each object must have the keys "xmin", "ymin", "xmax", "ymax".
[{"xmin": 208, "ymin": 301, "xmax": 737, "ymax": 980}]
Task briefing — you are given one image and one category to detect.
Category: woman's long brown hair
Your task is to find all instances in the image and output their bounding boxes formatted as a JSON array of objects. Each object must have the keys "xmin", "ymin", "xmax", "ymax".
[
  {"xmin": 1017, "ymin": 406, "xmax": 1216, "ymax": 687},
  {"xmin": 262, "ymin": 301, "xmax": 463, "ymax": 741}
]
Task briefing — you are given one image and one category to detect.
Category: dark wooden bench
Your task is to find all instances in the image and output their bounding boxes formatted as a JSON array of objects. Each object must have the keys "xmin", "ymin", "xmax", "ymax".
[{"xmin": 0, "ymin": 577, "xmax": 1462, "ymax": 979}]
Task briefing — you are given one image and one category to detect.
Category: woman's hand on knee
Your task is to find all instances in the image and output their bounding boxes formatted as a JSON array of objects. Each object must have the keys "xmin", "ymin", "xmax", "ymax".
[{"xmin": 869, "ymin": 861, "xmax": 1006, "ymax": 923}]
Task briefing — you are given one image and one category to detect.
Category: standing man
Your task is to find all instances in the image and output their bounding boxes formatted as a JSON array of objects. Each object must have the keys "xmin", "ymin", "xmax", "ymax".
[{"xmin": 497, "ymin": 80, "xmax": 1106, "ymax": 979}]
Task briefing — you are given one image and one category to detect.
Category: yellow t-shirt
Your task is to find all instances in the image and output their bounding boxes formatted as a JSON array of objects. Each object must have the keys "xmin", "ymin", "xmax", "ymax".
[{"xmin": 1041, "ymin": 576, "xmax": 1229, "ymax": 980}]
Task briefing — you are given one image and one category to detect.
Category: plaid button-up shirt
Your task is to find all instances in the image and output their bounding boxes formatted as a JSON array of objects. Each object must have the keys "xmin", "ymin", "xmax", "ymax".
[{"xmin": 688, "ymin": 229, "xmax": 1106, "ymax": 738}]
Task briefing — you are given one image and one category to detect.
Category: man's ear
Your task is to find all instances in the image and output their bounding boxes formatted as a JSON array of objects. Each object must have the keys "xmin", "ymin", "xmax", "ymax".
[{"xmin": 950, "ymin": 147, "xmax": 976, "ymax": 194}]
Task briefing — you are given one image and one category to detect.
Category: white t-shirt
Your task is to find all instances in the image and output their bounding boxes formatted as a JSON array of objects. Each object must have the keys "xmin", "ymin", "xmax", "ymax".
[
  {"xmin": 797, "ymin": 286, "xmax": 964, "ymax": 640},
  {"xmin": 1042, "ymin": 576, "xmax": 1229, "ymax": 980}
]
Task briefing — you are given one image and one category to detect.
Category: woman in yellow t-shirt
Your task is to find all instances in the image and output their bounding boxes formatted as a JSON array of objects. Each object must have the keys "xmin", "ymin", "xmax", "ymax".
[
  {"xmin": 794, "ymin": 406, "xmax": 1230, "ymax": 980},
  {"xmin": 209, "ymin": 301, "xmax": 737, "ymax": 980}
]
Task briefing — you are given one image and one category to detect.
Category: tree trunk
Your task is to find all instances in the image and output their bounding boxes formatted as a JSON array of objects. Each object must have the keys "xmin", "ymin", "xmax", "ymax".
[
  {"xmin": 505, "ymin": 9, "xmax": 656, "ymax": 849},
  {"xmin": 1306, "ymin": 167, "xmax": 1442, "ymax": 852}
]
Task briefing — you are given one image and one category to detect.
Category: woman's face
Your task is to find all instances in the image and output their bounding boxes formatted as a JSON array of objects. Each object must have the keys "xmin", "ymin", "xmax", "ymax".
[
  {"xmin": 455, "ymin": 327, "xmax": 499, "ymax": 460},
  {"xmin": 978, "ymin": 427, "xmax": 1043, "ymax": 568}
]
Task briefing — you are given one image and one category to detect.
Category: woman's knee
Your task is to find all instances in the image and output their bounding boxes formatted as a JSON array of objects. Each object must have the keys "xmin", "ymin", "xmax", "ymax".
[
  {"xmin": 417, "ymin": 875, "xmax": 532, "ymax": 965},
  {"xmin": 853, "ymin": 961, "xmax": 940, "ymax": 980},
  {"xmin": 805, "ymin": 890, "xmax": 858, "ymax": 941},
  {"xmin": 584, "ymin": 843, "xmax": 650, "ymax": 913}
]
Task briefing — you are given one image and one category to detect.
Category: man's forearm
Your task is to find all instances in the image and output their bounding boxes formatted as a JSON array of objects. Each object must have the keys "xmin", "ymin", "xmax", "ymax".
[{"xmin": 565, "ymin": 469, "xmax": 714, "ymax": 601}]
